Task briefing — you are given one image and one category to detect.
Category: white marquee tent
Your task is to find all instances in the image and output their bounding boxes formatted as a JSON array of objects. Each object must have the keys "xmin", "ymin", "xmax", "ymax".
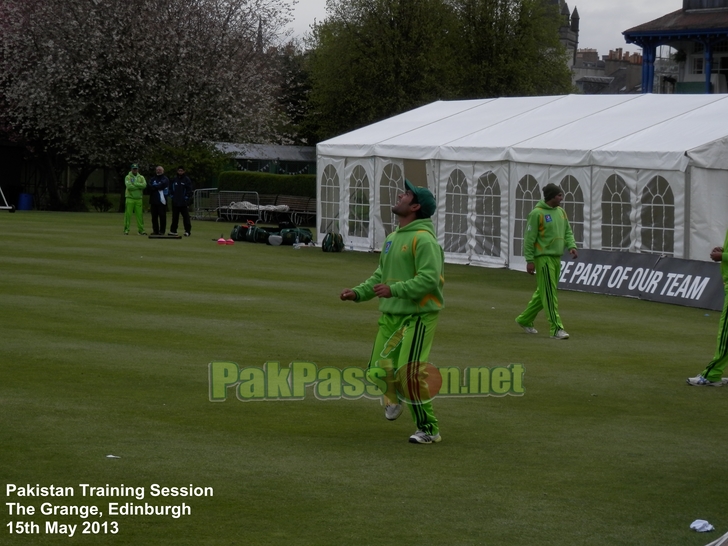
[{"xmin": 316, "ymin": 94, "xmax": 728, "ymax": 268}]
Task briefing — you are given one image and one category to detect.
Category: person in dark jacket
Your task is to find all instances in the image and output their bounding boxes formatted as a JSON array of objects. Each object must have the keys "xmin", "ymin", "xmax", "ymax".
[
  {"xmin": 148, "ymin": 166, "xmax": 169, "ymax": 235},
  {"xmin": 168, "ymin": 166, "xmax": 194, "ymax": 236}
]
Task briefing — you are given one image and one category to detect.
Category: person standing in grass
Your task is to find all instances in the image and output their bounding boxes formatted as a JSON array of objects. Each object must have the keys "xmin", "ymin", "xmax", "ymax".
[
  {"xmin": 516, "ymin": 183, "xmax": 578, "ymax": 340},
  {"xmin": 148, "ymin": 166, "xmax": 169, "ymax": 235},
  {"xmin": 123, "ymin": 164, "xmax": 147, "ymax": 235},
  {"xmin": 168, "ymin": 166, "xmax": 193, "ymax": 237},
  {"xmin": 687, "ymin": 238, "xmax": 728, "ymax": 386},
  {"xmin": 340, "ymin": 180, "xmax": 445, "ymax": 445}
]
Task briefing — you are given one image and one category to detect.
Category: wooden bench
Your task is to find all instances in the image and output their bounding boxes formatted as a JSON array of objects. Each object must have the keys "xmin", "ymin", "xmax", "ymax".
[
  {"xmin": 273, "ymin": 195, "xmax": 317, "ymax": 226},
  {"xmin": 213, "ymin": 192, "xmax": 317, "ymax": 226}
]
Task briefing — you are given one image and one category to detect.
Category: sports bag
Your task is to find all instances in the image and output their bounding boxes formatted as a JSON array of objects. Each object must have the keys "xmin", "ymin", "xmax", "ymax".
[
  {"xmin": 280, "ymin": 228, "xmax": 313, "ymax": 245},
  {"xmin": 322, "ymin": 232, "xmax": 344, "ymax": 252}
]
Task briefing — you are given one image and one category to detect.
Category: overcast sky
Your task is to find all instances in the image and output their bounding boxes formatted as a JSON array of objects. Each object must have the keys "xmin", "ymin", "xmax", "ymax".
[{"xmin": 288, "ymin": 0, "xmax": 681, "ymax": 58}]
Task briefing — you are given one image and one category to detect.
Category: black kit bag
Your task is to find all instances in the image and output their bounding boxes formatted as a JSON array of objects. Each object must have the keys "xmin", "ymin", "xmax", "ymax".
[{"xmin": 322, "ymin": 232, "xmax": 345, "ymax": 252}]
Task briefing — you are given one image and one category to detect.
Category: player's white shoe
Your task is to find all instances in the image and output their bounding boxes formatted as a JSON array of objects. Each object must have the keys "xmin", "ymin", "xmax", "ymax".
[
  {"xmin": 686, "ymin": 375, "xmax": 728, "ymax": 386},
  {"xmin": 516, "ymin": 320, "xmax": 538, "ymax": 334},
  {"xmin": 409, "ymin": 430, "xmax": 441, "ymax": 444},
  {"xmin": 385, "ymin": 404, "xmax": 403, "ymax": 421},
  {"xmin": 551, "ymin": 329, "xmax": 569, "ymax": 340}
]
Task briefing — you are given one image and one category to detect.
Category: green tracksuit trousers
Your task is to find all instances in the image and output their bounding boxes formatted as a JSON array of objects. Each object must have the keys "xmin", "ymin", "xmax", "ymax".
[
  {"xmin": 124, "ymin": 198, "xmax": 145, "ymax": 234},
  {"xmin": 701, "ymin": 282, "xmax": 728, "ymax": 382},
  {"xmin": 516, "ymin": 255, "xmax": 564, "ymax": 336},
  {"xmin": 367, "ymin": 312, "xmax": 439, "ymax": 436}
]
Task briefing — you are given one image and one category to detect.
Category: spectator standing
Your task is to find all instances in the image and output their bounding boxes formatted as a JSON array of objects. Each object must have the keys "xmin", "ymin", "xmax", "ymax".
[
  {"xmin": 123, "ymin": 164, "xmax": 147, "ymax": 235},
  {"xmin": 168, "ymin": 166, "xmax": 193, "ymax": 237},
  {"xmin": 148, "ymin": 166, "xmax": 169, "ymax": 235}
]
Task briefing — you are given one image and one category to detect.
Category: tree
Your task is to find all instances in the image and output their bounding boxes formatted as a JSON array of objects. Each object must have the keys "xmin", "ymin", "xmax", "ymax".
[
  {"xmin": 303, "ymin": 0, "xmax": 574, "ymax": 141},
  {"xmin": 451, "ymin": 0, "xmax": 573, "ymax": 98},
  {"xmin": 305, "ymin": 0, "xmax": 459, "ymax": 141},
  {"xmin": 0, "ymin": 0, "xmax": 292, "ymax": 209}
]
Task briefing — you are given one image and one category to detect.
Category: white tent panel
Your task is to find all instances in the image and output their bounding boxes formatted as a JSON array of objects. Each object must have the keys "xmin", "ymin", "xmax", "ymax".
[
  {"xmin": 343, "ymin": 158, "xmax": 376, "ymax": 251},
  {"xmin": 317, "ymin": 94, "xmax": 728, "ymax": 265},
  {"xmin": 689, "ymin": 167, "xmax": 728, "ymax": 260}
]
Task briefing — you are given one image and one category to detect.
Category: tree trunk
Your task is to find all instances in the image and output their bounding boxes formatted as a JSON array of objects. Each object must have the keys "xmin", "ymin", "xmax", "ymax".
[
  {"xmin": 43, "ymin": 152, "xmax": 64, "ymax": 211},
  {"xmin": 66, "ymin": 166, "xmax": 95, "ymax": 211}
]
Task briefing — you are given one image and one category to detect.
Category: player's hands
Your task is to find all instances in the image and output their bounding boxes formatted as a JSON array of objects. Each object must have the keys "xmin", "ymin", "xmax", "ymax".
[
  {"xmin": 569, "ymin": 248, "xmax": 578, "ymax": 259},
  {"xmin": 710, "ymin": 249, "xmax": 723, "ymax": 262},
  {"xmin": 373, "ymin": 284, "xmax": 392, "ymax": 298},
  {"xmin": 340, "ymin": 289, "xmax": 357, "ymax": 301},
  {"xmin": 526, "ymin": 262, "xmax": 535, "ymax": 275}
]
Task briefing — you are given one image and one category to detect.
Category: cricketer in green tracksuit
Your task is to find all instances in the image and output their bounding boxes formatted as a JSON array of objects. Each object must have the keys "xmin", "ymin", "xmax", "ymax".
[
  {"xmin": 341, "ymin": 181, "xmax": 444, "ymax": 444},
  {"xmin": 687, "ymin": 232, "xmax": 728, "ymax": 386},
  {"xmin": 516, "ymin": 184, "xmax": 578, "ymax": 339},
  {"xmin": 124, "ymin": 164, "xmax": 147, "ymax": 235}
]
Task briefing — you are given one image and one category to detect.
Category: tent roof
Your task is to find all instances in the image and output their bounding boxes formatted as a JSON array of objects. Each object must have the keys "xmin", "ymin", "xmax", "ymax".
[{"xmin": 317, "ymin": 94, "xmax": 728, "ymax": 171}]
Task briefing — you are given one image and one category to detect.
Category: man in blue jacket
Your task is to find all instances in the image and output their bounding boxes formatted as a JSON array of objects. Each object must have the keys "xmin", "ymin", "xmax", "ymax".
[
  {"xmin": 148, "ymin": 166, "xmax": 169, "ymax": 235},
  {"xmin": 168, "ymin": 166, "xmax": 194, "ymax": 237}
]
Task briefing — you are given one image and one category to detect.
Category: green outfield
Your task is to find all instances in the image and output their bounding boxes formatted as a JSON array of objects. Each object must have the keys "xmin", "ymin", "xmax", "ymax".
[{"xmin": 0, "ymin": 211, "xmax": 723, "ymax": 545}]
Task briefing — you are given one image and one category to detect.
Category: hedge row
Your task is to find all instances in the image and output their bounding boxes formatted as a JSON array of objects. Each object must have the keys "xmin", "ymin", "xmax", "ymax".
[{"xmin": 217, "ymin": 171, "xmax": 316, "ymax": 197}]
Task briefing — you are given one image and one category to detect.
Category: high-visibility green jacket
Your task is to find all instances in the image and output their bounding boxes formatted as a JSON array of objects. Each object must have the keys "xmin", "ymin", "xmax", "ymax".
[
  {"xmin": 124, "ymin": 172, "xmax": 147, "ymax": 200},
  {"xmin": 353, "ymin": 219, "xmax": 444, "ymax": 315},
  {"xmin": 524, "ymin": 200, "xmax": 576, "ymax": 263}
]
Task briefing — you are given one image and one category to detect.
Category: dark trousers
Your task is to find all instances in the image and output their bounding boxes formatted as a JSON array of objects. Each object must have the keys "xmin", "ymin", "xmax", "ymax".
[
  {"xmin": 150, "ymin": 203, "xmax": 167, "ymax": 235},
  {"xmin": 171, "ymin": 205, "xmax": 191, "ymax": 234}
]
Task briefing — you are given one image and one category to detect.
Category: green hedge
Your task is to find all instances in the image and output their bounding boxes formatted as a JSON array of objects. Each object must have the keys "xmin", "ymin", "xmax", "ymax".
[{"xmin": 217, "ymin": 172, "xmax": 316, "ymax": 197}]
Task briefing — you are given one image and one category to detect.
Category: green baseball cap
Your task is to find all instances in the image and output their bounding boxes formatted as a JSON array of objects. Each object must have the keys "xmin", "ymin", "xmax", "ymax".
[
  {"xmin": 130, "ymin": 164, "xmax": 139, "ymax": 169},
  {"xmin": 405, "ymin": 179, "xmax": 436, "ymax": 218}
]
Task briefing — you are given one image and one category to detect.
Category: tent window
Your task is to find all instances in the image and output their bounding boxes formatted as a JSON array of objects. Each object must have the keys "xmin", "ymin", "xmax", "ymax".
[
  {"xmin": 514, "ymin": 175, "xmax": 540, "ymax": 257},
  {"xmin": 601, "ymin": 174, "xmax": 632, "ymax": 251},
  {"xmin": 444, "ymin": 169, "xmax": 468, "ymax": 254},
  {"xmin": 640, "ymin": 176, "xmax": 674, "ymax": 256},
  {"xmin": 560, "ymin": 175, "xmax": 585, "ymax": 247},
  {"xmin": 348, "ymin": 165, "xmax": 370, "ymax": 238},
  {"xmin": 320, "ymin": 164, "xmax": 340, "ymax": 234},
  {"xmin": 474, "ymin": 172, "xmax": 501, "ymax": 257},
  {"xmin": 379, "ymin": 163, "xmax": 403, "ymax": 236}
]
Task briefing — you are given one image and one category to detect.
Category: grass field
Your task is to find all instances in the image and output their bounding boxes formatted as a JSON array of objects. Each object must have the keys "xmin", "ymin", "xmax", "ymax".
[{"xmin": 0, "ymin": 211, "xmax": 725, "ymax": 546}]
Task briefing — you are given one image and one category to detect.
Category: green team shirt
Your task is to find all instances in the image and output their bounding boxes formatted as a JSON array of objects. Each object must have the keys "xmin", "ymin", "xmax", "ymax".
[
  {"xmin": 124, "ymin": 172, "xmax": 147, "ymax": 199},
  {"xmin": 353, "ymin": 218, "xmax": 444, "ymax": 315},
  {"xmin": 524, "ymin": 200, "xmax": 576, "ymax": 263}
]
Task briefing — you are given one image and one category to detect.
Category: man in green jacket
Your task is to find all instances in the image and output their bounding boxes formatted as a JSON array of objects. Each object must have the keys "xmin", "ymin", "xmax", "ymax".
[
  {"xmin": 341, "ymin": 180, "xmax": 445, "ymax": 444},
  {"xmin": 516, "ymin": 183, "xmax": 578, "ymax": 340},
  {"xmin": 123, "ymin": 164, "xmax": 147, "ymax": 235},
  {"xmin": 686, "ymin": 235, "xmax": 728, "ymax": 386}
]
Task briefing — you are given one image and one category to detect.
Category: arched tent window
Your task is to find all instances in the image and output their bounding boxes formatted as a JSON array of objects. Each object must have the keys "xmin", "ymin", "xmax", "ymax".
[
  {"xmin": 514, "ymin": 175, "xmax": 540, "ymax": 256},
  {"xmin": 474, "ymin": 172, "xmax": 501, "ymax": 257},
  {"xmin": 379, "ymin": 164, "xmax": 403, "ymax": 236},
  {"xmin": 559, "ymin": 175, "xmax": 585, "ymax": 247},
  {"xmin": 348, "ymin": 165, "xmax": 370, "ymax": 238},
  {"xmin": 320, "ymin": 165, "xmax": 340, "ymax": 234},
  {"xmin": 641, "ymin": 176, "xmax": 674, "ymax": 256},
  {"xmin": 601, "ymin": 174, "xmax": 632, "ymax": 251},
  {"xmin": 444, "ymin": 169, "xmax": 468, "ymax": 254}
]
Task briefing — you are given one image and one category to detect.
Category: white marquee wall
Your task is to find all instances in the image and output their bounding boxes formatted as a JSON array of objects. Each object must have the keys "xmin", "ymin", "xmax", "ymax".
[{"xmin": 317, "ymin": 156, "xmax": 691, "ymax": 269}]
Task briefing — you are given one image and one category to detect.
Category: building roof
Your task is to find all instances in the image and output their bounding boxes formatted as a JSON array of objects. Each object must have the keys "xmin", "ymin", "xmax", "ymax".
[
  {"xmin": 624, "ymin": 7, "xmax": 728, "ymax": 37},
  {"xmin": 215, "ymin": 143, "xmax": 315, "ymax": 162}
]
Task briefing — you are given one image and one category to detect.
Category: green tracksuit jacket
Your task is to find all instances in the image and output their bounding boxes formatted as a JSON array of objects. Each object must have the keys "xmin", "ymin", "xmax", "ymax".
[
  {"xmin": 524, "ymin": 200, "xmax": 576, "ymax": 262},
  {"xmin": 124, "ymin": 173, "xmax": 147, "ymax": 199},
  {"xmin": 353, "ymin": 219, "xmax": 444, "ymax": 315}
]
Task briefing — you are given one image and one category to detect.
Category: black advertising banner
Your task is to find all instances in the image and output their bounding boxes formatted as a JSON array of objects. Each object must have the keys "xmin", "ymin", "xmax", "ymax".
[{"xmin": 558, "ymin": 249, "xmax": 724, "ymax": 311}]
